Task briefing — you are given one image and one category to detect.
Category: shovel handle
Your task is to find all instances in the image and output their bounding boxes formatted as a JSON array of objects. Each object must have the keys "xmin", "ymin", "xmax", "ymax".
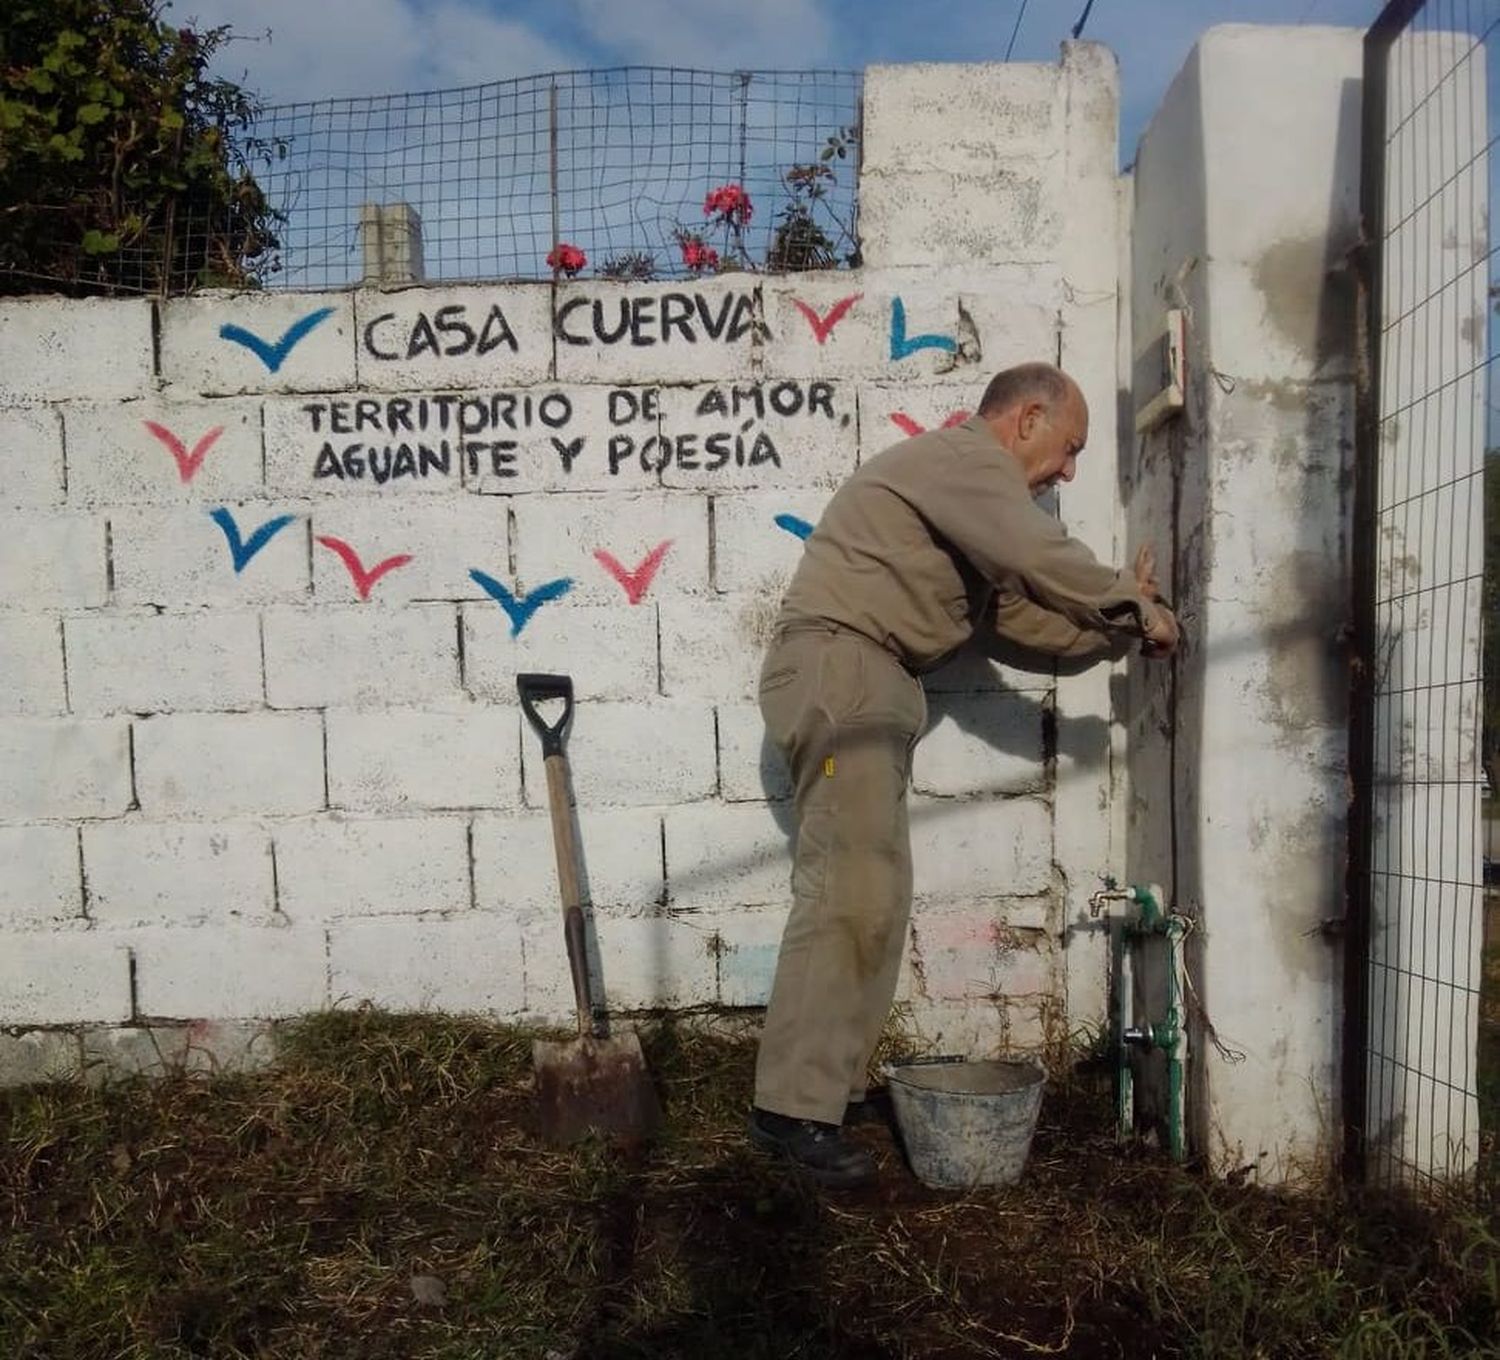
[
  {"xmin": 541, "ymin": 753, "xmax": 600, "ymax": 1037},
  {"xmin": 517, "ymin": 673, "xmax": 574, "ymax": 759}
]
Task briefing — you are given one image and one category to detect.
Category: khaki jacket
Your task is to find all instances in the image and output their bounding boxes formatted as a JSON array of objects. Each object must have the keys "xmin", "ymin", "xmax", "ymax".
[{"xmin": 777, "ymin": 417, "xmax": 1152, "ymax": 672}]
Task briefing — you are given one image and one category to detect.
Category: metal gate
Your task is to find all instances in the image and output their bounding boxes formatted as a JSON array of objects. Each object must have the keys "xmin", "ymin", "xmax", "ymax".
[{"xmin": 1351, "ymin": 0, "xmax": 1495, "ymax": 1188}]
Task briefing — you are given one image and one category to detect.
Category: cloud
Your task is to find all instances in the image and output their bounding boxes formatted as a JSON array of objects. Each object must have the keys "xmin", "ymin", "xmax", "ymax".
[
  {"xmin": 183, "ymin": 0, "xmax": 582, "ymax": 103},
  {"xmin": 567, "ymin": 0, "xmax": 835, "ymax": 68}
]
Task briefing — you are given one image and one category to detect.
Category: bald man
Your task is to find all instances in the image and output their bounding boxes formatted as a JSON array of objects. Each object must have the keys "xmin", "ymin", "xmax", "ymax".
[{"xmin": 748, "ymin": 363, "xmax": 1179, "ymax": 1188}]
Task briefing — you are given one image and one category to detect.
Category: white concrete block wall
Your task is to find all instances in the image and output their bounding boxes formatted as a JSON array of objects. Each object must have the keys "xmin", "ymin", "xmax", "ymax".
[{"xmin": 0, "ymin": 46, "xmax": 1145, "ymax": 1076}]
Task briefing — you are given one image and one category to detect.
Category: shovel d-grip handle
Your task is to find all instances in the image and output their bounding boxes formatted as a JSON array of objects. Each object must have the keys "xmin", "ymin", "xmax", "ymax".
[
  {"xmin": 518, "ymin": 673, "xmax": 600, "ymax": 1037},
  {"xmin": 517, "ymin": 673, "xmax": 574, "ymax": 758}
]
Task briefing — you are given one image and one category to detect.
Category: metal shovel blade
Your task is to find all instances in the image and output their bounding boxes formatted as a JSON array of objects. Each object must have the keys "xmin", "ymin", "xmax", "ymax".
[{"xmin": 533, "ymin": 1030, "xmax": 662, "ymax": 1146}]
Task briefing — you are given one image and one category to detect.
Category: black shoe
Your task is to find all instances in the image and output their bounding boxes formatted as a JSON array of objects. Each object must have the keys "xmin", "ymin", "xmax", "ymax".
[
  {"xmin": 843, "ymin": 1092, "xmax": 890, "ymax": 1127},
  {"xmin": 748, "ymin": 1107, "xmax": 876, "ymax": 1189}
]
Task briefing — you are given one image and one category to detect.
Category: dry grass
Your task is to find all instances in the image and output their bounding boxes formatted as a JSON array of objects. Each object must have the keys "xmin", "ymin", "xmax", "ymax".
[{"xmin": 1, "ymin": 1009, "xmax": 1496, "ymax": 1359}]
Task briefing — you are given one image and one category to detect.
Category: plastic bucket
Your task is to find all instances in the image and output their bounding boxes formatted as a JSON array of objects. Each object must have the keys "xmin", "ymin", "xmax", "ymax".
[{"xmin": 885, "ymin": 1058, "xmax": 1046, "ymax": 1189}]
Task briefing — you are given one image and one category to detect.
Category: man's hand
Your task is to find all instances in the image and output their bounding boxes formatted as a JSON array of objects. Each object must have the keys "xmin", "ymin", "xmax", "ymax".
[
  {"xmin": 1134, "ymin": 543, "xmax": 1161, "ymax": 601},
  {"xmin": 1142, "ymin": 601, "xmax": 1179, "ymax": 658}
]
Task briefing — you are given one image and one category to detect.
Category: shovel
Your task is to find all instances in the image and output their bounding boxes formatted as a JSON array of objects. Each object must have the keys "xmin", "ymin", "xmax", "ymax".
[{"xmin": 518, "ymin": 673, "xmax": 661, "ymax": 1145}]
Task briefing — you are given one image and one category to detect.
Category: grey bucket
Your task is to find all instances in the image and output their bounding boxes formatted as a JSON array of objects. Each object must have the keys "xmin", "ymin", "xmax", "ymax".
[{"xmin": 885, "ymin": 1058, "xmax": 1046, "ymax": 1189}]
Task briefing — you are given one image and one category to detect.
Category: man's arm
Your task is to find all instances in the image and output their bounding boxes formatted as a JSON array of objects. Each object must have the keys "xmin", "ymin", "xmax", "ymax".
[
  {"xmin": 991, "ymin": 588, "xmax": 1118, "ymax": 659},
  {"xmin": 913, "ymin": 441, "xmax": 1156, "ymax": 638}
]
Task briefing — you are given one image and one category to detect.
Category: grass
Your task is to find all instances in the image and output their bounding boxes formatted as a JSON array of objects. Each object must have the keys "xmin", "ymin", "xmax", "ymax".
[{"xmin": 1, "ymin": 1010, "xmax": 1497, "ymax": 1360}]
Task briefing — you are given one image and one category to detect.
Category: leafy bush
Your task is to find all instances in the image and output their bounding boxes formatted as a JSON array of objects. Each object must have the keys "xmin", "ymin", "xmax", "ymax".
[{"xmin": 0, "ymin": 0, "xmax": 281, "ymax": 295}]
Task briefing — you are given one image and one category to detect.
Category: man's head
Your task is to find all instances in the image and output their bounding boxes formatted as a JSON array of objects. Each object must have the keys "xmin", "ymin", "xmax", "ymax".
[{"xmin": 976, "ymin": 363, "xmax": 1088, "ymax": 491}]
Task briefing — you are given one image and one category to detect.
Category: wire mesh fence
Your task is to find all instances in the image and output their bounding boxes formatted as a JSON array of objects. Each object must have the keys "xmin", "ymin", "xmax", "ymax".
[
  {"xmin": 0, "ymin": 65, "xmax": 862, "ymax": 297},
  {"xmin": 243, "ymin": 67, "xmax": 863, "ymax": 291},
  {"xmin": 1353, "ymin": 0, "xmax": 1498, "ymax": 1190}
]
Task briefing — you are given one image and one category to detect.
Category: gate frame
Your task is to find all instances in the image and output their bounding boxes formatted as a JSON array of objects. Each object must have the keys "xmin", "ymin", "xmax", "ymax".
[{"xmin": 1346, "ymin": 0, "xmax": 1429, "ymax": 1183}]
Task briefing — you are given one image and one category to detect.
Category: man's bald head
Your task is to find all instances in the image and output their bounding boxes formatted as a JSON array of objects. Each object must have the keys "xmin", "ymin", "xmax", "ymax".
[
  {"xmin": 977, "ymin": 363, "xmax": 1088, "ymax": 491},
  {"xmin": 977, "ymin": 363, "xmax": 1078, "ymax": 419}
]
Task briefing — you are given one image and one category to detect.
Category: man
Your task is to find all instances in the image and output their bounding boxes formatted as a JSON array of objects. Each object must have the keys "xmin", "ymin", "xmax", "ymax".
[{"xmin": 748, "ymin": 362, "xmax": 1179, "ymax": 1188}]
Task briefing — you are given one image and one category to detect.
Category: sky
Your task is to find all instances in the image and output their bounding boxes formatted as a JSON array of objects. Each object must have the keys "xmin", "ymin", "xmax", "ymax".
[{"xmin": 184, "ymin": 0, "xmax": 1393, "ymax": 162}]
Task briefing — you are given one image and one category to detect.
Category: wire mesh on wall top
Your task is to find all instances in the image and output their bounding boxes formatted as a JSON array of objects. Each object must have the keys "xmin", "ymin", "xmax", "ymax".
[{"xmin": 241, "ymin": 67, "xmax": 863, "ymax": 292}]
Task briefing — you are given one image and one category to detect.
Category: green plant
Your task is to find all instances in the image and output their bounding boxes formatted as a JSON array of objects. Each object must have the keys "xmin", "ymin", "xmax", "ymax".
[
  {"xmin": 0, "ymin": 0, "xmax": 282, "ymax": 295},
  {"xmin": 597, "ymin": 251, "xmax": 658, "ymax": 282},
  {"xmin": 767, "ymin": 125, "xmax": 859, "ymax": 273}
]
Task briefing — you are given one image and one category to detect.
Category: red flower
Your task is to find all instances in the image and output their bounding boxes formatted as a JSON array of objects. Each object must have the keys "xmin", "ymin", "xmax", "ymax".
[
  {"xmin": 547, "ymin": 242, "xmax": 587, "ymax": 277},
  {"xmin": 679, "ymin": 236, "xmax": 720, "ymax": 273},
  {"xmin": 703, "ymin": 183, "xmax": 753, "ymax": 228}
]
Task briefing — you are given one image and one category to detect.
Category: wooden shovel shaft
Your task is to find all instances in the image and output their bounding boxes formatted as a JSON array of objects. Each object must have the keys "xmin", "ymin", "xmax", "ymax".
[{"xmin": 543, "ymin": 752, "xmax": 595, "ymax": 1035}]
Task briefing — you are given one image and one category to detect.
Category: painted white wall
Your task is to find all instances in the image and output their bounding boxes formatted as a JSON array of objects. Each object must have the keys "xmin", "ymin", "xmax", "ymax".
[
  {"xmin": 0, "ymin": 47, "xmax": 1130, "ymax": 1081},
  {"xmin": 1129, "ymin": 25, "xmax": 1364, "ymax": 1183}
]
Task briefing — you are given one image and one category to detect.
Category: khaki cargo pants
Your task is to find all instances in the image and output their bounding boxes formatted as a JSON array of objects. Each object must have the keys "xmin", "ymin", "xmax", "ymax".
[{"xmin": 753, "ymin": 622, "xmax": 927, "ymax": 1125}]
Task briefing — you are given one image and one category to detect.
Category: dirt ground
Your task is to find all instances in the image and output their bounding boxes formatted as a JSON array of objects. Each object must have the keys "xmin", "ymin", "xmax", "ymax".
[{"xmin": 1, "ymin": 1012, "xmax": 1496, "ymax": 1359}]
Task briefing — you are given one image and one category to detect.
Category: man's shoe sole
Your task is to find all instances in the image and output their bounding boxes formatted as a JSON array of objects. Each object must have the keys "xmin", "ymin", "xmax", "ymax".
[{"xmin": 747, "ymin": 1120, "xmax": 877, "ymax": 1190}]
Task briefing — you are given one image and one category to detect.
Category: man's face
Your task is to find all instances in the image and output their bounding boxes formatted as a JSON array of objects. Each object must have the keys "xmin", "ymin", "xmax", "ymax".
[{"xmin": 1013, "ymin": 386, "xmax": 1089, "ymax": 491}]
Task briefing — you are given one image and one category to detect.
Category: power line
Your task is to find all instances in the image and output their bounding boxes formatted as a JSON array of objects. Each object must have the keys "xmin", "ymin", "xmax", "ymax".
[
  {"xmin": 1004, "ymin": 0, "xmax": 1030, "ymax": 60},
  {"xmin": 1072, "ymin": 0, "xmax": 1097, "ymax": 39}
]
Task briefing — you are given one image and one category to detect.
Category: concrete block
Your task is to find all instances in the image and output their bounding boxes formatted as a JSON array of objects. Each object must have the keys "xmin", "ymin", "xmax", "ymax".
[
  {"xmin": 0, "ymin": 1032, "xmax": 83, "ymax": 1086},
  {"xmin": 160, "ymin": 292, "xmax": 356, "ymax": 395},
  {"xmin": 716, "ymin": 702, "xmax": 790, "ymax": 802},
  {"xmin": 0, "ymin": 510, "xmax": 107, "ymax": 607},
  {"xmin": 465, "ymin": 383, "xmax": 666, "ymax": 493},
  {"xmin": 663, "ymin": 801, "xmax": 792, "ymax": 912},
  {"xmin": 111, "ymin": 504, "xmax": 310, "ymax": 607},
  {"xmin": 0, "ymin": 718, "xmax": 132, "ymax": 819},
  {"xmin": 0, "ymin": 298, "xmax": 153, "ymax": 402},
  {"xmin": 63, "ymin": 400, "xmax": 264, "ymax": 505},
  {"xmin": 521, "ymin": 700, "xmax": 716, "ymax": 808},
  {"xmin": 596, "ymin": 914, "xmax": 719, "ymax": 1010},
  {"xmin": 0, "ymin": 613, "xmax": 66, "ymax": 716},
  {"xmin": 83, "ymin": 821, "xmax": 275, "ymax": 927},
  {"xmin": 911, "ymin": 916, "xmax": 1053, "ymax": 1002},
  {"xmin": 863, "ymin": 62, "xmax": 1062, "ymax": 177},
  {"xmin": 468, "ymin": 386, "xmax": 675, "ymax": 497},
  {"xmin": 512, "ymin": 491, "xmax": 709, "ymax": 604},
  {"xmin": 921, "ymin": 644, "xmax": 1055, "ymax": 695},
  {"xmin": 462, "ymin": 601, "xmax": 659, "ymax": 704},
  {"xmin": 912, "ymin": 894, "xmax": 1052, "ymax": 931},
  {"xmin": 655, "ymin": 381, "xmax": 858, "ymax": 490},
  {"xmin": 262, "ymin": 604, "xmax": 460, "ymax": 709},
  {"xmin": 354, "ymin": 284, "xmax": 552, "ymax": 389},
  {"xmin": 860, "ymin": 166, "xmax": 1060, "ymax": 270},
  {"xmin": 910, "ymin": 795, "xmax": 1052, "ymax": 901},
  {"xmin": 310, "ymin": 497, "xmax": 506, "ymax": 603},
  {"xmin": 0, "ymin": 825, "xmax": 81, "ymax": 925},
  {"xmin": 553, "ymin": 279, "xmax": 758, "ymax": 383},
  {"xmin": 659, "ymin": 596, "xmax": 768, "ymax": 700},
  {"xmin": 269, "ymin": 386, "xmax": 667, "ymax": 496},
  {"xmin": 64, "ymin": 611, "xmax": 263, "ymax": 714},
  {"xmin": 0, "ymin": 406, "xmax": 64, "ymax": 506},
  {"xmin": 274, "ymin": 816, "xmax": 470, "ymax": 920},
  {"xmin": 760, "ymin": 278, "xmax": 890, "ymax": 381},
  {"xmin": 523, "ymin": 911, "xmax": 716, "ymax": 1016},
  {"xmin": 0, "ymin": 931, "xmax": 132, "ymax": 1025},
  {"xmin": 133, "ymin": 711, "xmax": 324, "ymax": 817},
  {"xmin": 264, "ymin": 394, "xmax": 465, "ymax": 497},
  {"xmin": 81, "ymin": 1018, "xmax": 277, "ymax": 1082},
  {"xmin": 473, "ymin": 807, "xmax": 665, "ymax": 916},
  {"xmin": 326, "ymin": 707, "xmax": 521, "ymax": 810},
  {"xmin": 713, "ymin": 905, "xmax": 788, "ymax": 1006},
  {"xmin": 856, "ymin": 384, "xmax": 978, "ymax": 457},
  {"xmin": 710, "ymin": 489, "xmax": 829, "ymax": 595},
  {"xmin": 912, "ymin": 694, "xmax": 1048, "ymax": 796},
  {"xmin": 329, "ymin": 914, "xmax": 526, "ymax": 1014},
  {"xmin": 130, "ymin": 924, "xmax": 328, "ymax": 1018}
]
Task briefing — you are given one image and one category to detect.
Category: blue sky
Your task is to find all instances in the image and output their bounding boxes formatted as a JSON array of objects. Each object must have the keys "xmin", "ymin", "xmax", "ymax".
[{"xmin": 189, "ymin": 0, "xmax": 1390, "ymax": 161}]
